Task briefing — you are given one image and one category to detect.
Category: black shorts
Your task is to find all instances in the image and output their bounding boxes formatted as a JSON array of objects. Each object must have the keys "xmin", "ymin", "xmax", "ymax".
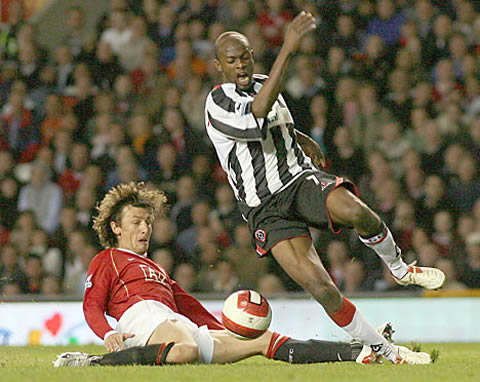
[{"xmin": 245, "ymin": 171, "xmax": 358, "ymax": 257}]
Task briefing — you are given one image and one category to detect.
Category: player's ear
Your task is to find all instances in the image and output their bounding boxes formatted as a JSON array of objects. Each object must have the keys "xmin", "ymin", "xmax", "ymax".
[
  {"xmin": 214, "ymin": 58, "xmax": 223, "ymax": 73},
  {"xmin": 110, "ymin": 220, "xmax": 121, "ymax": 235}
]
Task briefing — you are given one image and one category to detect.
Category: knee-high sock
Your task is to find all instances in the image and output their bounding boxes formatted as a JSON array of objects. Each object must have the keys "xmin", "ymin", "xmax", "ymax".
[
  {"xmin": 94, "ymin": 343, "xmax": 174, "ymax": 366},
  {"xmin": 359, "ymin": 223, "xmax": 408, "ymax": 279},
  {"xmin": 327, "ymin": 297, "xmax": 398, "ymax": 362},
  {"xmin": 267, "ymin": 332, "xmax": 363, "ymax": 363}
]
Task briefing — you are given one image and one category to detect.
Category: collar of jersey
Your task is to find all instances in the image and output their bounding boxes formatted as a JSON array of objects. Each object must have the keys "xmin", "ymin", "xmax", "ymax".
[
  {"xmin": 235, "ymin": 82, "xmax": 256, "ymax": 96},
  {"xmin": 117, "ymin": 248, "xmax": 147, "ymax": 258}
]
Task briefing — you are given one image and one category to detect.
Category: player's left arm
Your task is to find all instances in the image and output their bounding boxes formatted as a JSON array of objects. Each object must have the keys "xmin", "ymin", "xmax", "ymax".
[
  {"xmin": 295, "ymin": 129, "xmax": 326, "ymax": 168},
  {"xmin": 171, "ymin": 280, "xmax": 224, "ymax": 330}
]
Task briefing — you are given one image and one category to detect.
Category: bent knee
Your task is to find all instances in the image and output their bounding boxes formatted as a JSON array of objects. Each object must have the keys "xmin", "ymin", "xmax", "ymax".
[{"xmin": 166, "ymin": 343, "xmax": 199, "ymax": 364}]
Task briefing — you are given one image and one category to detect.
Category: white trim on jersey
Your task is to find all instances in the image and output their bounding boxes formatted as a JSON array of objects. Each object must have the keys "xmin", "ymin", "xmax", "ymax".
[{"xmin": 205, "ymin": 74, "xmax": 316, "ymax": 208}]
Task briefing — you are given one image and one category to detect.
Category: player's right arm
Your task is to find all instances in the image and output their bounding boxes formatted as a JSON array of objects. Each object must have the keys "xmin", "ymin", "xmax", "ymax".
[
  {"xmin": 251, "ymin": 11, "xmax": 316, "ymax": 118},
  {"xmin": 83, "ymin": 252, "xmax": 134, "ymax": 351}
]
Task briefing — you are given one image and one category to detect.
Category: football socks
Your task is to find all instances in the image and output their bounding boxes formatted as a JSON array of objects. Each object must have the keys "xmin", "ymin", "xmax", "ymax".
[
  {"xmin": 359, "ymin": 223, "xmax": 408, "ymax": 279},
  {"xmin": 93, "ymin": 343, "xmax": 175, "ymax": 366}
]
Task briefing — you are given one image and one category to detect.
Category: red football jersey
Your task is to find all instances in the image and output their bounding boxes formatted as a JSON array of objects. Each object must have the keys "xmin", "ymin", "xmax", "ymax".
[{"xmin": 83, "ymin": 248, "xmax": 223, "ymax": 340}]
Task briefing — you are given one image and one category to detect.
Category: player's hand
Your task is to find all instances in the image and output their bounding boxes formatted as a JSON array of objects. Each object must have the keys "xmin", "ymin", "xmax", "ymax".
[
  {"xmin": 283, "ymin": 11, "xmax": 316, "ymax": 54},
  {"xmin": 304, "ymin": 145, "xmax": 326, "ymax": 168},
  {"xmin": 104, "ymin": 332, "xmax": 135, "ymax": 352}
]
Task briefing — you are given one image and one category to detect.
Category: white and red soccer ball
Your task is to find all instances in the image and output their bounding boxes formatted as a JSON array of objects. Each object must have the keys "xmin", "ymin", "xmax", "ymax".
[{"xmin": 222, "ymin": 290, "xmax": 272, "ymax": 339}]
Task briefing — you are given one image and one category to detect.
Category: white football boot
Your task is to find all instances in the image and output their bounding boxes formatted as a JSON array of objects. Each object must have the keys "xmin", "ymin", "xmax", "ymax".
[
  {"xmin": 394, "ymin": 261, "xmax": 445, "ymax": 290},
  {"xmin": 53, "ymin": 352, "xmax": 102, "ymax": 367},
  {"xmin": 356, "ymin": 322, "xmax": 432, "ymax": 365}
]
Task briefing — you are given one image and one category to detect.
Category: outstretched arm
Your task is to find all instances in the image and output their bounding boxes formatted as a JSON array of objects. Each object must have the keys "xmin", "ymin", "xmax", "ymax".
[
  {"xmin": 252, "ymin": 11, "xmax": 316, "ymax": 118},
  {"xmin": 295, "ymin": 129, "xmax": 326, "ymax": 168}
]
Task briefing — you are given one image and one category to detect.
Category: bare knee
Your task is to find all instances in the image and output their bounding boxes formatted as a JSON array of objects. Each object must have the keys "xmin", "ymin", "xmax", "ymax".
[{"xmin": 166, "ymin": 343, "xmax": 199, "ymax": 364}]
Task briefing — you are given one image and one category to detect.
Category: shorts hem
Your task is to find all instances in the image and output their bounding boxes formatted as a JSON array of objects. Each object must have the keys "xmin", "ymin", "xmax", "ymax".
[{"xmin": 257, "ymin": 233, "xmax": 311, "ymax": 257}]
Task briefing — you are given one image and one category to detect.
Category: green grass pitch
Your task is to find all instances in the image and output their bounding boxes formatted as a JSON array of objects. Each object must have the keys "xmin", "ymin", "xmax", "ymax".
[{"xmin": 1, "ymin": 343, "xmax": 479, "ymax": 382}]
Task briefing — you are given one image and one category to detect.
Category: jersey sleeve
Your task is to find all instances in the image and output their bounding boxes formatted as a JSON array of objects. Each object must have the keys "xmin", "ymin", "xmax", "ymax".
[
  {"xmin": 171, "ymin": 280, "xmax": 224, "ymax": 330},
  {"xmin": 205, "ymin": 85, "xmax": 266, "ymax": 142},
  {"xmin": 83, "ymin": 253, "xmax": 115, "ymax": 340}
]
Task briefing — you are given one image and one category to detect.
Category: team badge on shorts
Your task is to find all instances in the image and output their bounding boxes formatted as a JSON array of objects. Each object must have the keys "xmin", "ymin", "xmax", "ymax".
[{"xmin": 255, "ymin": 229, "xmax": 267, "ymax": 243}]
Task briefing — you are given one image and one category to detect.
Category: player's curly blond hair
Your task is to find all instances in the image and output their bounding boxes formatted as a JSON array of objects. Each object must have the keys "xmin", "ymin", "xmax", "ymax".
[{"xmin": 93, "ymin": 182, "xmax": 167, "ymax": 248}]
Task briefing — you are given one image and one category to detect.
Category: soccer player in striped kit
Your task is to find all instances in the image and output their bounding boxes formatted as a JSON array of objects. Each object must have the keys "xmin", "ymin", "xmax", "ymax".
[{"xmin": 204, "ymin": 11, "xmax": 445, "ymax": 364}]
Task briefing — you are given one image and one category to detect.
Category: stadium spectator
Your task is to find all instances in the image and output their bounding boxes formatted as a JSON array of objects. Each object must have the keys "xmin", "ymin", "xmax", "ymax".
[
  {"xmin": 63, "ymin": 6, "xmax": 87, "ymax": 59},
  {"xmin": 447, "ymin": 153, "xmax": 480, "ymax": 211},
  {"xmin": 415, "ymin": 174, "xmax": 453, "ymax": 232},
  {"xmin": 101, "ymin": 10, "xmax": 132, "ymax": 55},
  {"xmin": 210, "ymin": 183, "xmax": 241, "ymax": 239},
  {"xmin": 391, "ymin": 199, "xmax": 417, "ymax": 253},
  {"xmin": 39, "ymin": 94, "xmax": 64, "ymax": 146},
  {"xmin": 172, "ymin": 262, "xmax": 199, "ymax": 293},
  {"xmin": 150, "ymin": 216, "xmax": 176, "ymax": 254},
  {"xmin": 17, "ymin": 161, "xmax": 63, "ymax": 233},
  {"xmin": 367, "ymin": 0, "xmax": 405, "ymax": 46},
  {"xmin": 17, "ymin": 42, "xmax": 43, "ymax": 89},
  {"xmin": 0, "ymin": 243, "xmax": 27, "ymax": 294},
  {"xmin": 151, "ymin": 247, "xmax": 175, "ymax": 275},
  {"xmin": 326, "ymin": 240, "xmax": 350, "ymax": 287},
  {"xmin": 24, "ymin": 253, "xmax": 44, "ymax": 294},
  {"xmin": 54, "ymin": 45, "xmax": 75, "ymax": 95},
  {"xmin": 256, "ymin": 0, "xmax": 293, "ymax": 48},
  {"xmin": 435, "ymin": 258, "xmax": 467, "ymax": 291},
  {"xmin": 211, "ymin": 259, "xmax": 244, "ymax": 293},
  {"xmin": 74, "ymin": 186, "xmax": 97, "ymax": 229},
  {"xmin": 460, "ymin": 232, "xmax": 480, "ymax": 288},
  {"xmin": 58, "ymin": 142, "xmax": 90, "ymax": 201},
  {"xmin": 29, "ymin": 228, "xmax": 62, "ymax": 278},
  {"xmin": 0, "ymin": 176, "xmax": 19, "ymax": 233},
  {"xmin": 117, "ymin": 15, "xmax": 155, "ymax": 72},
  {"xmin": 112, "ymin": 74, "xmax": 135, "ymax": 121},
  {"xmin": 63, "ymin": 229, "xmax": 92, "ymax": 292},
  {"xmin": 431, "ymin": 210, "xmax": 455, "ymax": 256},
  {"xmin": 63, "ymin": 240, "xmax": 96, "ymax": 296},
  {"xmin": 257, "ymin": 273, "xmax": 287, "ymax": 297},
  {"xmin": 181, "ymin": 74, "xmax": 210, "ymax": 134},
  {"xmin": 0, "ymin": 84, "xmax": 38, "ymax": 162},
  {"xmin": 169, "ymin": 174, "xmax": 196, "ymax": 234},
  {"xmin": 342, "ymin": 260, "xmax": 367, "ymax": 294},
  {"xmin": 349, "ymin": 83, "xmax": 392, "ymax": 153}
]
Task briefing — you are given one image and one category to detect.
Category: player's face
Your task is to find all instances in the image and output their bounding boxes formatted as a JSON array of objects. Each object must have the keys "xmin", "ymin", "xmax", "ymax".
[
  {"xmin": 112, "ymin": 205, "xmax": 153, "ymax": 254},
  {"xmin": 215, "ymin": 39, "xmax": 254, "ymax": 90}
]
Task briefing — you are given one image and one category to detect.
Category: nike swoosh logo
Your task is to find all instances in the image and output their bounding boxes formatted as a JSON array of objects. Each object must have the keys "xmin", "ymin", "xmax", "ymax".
[{"xmin": 127, "ymin": 258, "xmax": 136, "ymax": 261}]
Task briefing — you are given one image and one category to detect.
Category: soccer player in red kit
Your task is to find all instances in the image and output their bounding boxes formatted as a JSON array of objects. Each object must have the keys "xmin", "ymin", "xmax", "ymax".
[{"xmin": 54, "ymin": 182, "xmax": 431, "ymax": 367}]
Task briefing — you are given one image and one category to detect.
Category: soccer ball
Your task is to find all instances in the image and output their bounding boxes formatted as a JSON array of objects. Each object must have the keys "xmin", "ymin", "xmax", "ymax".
[{"xmin": 222, "ymin": 290, "xmax": 272, "ymax": 339}]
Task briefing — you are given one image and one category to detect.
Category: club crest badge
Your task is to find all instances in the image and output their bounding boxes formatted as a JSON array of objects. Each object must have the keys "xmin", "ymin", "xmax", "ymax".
[{"xmin": 255, "ymin": 229, "xmax": 267, "ymax": 243}]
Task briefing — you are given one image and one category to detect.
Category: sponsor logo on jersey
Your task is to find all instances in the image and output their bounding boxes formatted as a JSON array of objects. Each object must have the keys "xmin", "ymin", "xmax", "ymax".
[
  {"xmin": 85, "ymin": 274, "xmax": 93, "ymax": 289},
  {"xmin": 255, "ymin": 229, "xmax": 267, "ymax": 243}
]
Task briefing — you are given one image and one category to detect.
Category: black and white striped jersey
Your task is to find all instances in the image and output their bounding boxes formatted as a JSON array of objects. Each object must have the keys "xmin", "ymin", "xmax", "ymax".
[{"xmin": 205, "ymin": 74, "xmax": 316, "ymax": 208}]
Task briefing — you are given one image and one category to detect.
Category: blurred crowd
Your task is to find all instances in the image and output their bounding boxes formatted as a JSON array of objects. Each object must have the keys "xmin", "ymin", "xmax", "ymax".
[{"xmin": 0, "ymin": 0, "xmax": 479, "ymax": 299}]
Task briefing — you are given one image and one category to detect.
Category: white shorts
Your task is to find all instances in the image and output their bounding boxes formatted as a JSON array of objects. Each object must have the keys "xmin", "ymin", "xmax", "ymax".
[{"xmin": 116, "ymin": 300, "xmax": 214, "ymax": 363}]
